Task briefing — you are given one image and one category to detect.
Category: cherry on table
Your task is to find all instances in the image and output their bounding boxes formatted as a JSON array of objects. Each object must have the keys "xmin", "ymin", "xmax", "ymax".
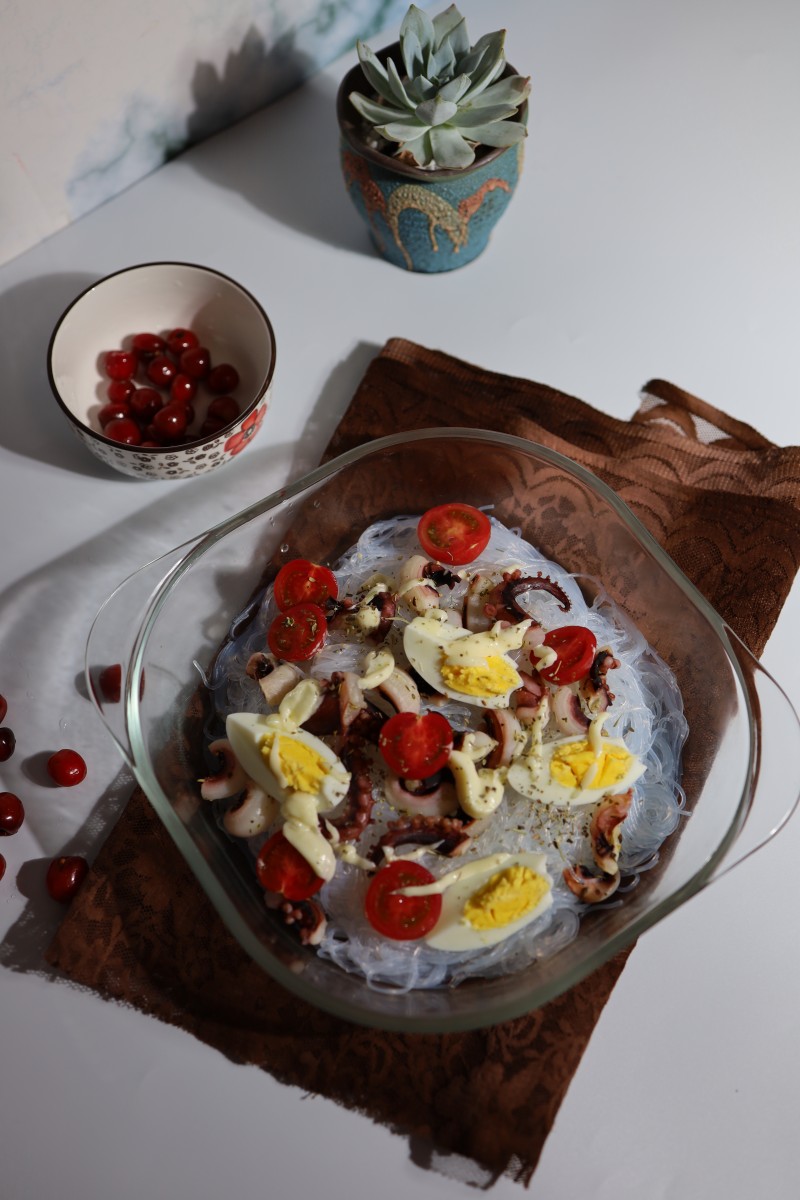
[
  {"xmin": 0, "ymin": 854, "xmax": 5, "ymax": 882},
  {"xmin": 47, "ymin": 748, "xmax": 87, "ymax": 787},
  {"xmin": 0, "ymin": 694, "xmax": 6, "ymax": 723},
  {"xmin": 46, "ymin": 855, "xmax": 89, "ymax": 903},
  {"xmin": 98, "ymin": 664, "xmax": 121, "ymax": 703},
  {"xmin": 0, "ymin": 792, "xmax": 24, "ymax": 835},
  {"xmin": 0, "ymin": 728, "xmax": 15, "ymax": 762}
]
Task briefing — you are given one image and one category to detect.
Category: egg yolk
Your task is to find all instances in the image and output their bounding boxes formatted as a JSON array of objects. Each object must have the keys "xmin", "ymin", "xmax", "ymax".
[
  {"xmin": 261, "ymin": 734, "xmax": 329, "ymax": 795},
  {"xmin": 440, "ymin": 654, "xmax": 518, "ymax": 698},
  {"xmin": 463, "ymin": 865, "xmax": 550, "ymax": 929},
  {"xmin": 549, "ymin": 739, "xmax": 633, "ymax": 790}
]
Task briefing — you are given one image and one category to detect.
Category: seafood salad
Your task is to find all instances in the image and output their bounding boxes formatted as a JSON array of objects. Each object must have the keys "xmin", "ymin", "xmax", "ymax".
[{"xmin": 201, "ymin": 503, "xmax": 688, "ymax": 990}]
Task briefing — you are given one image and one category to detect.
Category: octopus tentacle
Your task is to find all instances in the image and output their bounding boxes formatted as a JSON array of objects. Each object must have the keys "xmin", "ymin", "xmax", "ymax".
[
  {"xmin": 276, "ymin": 897, "xmax": 327, "ymax": 945},
  {"xmin": 374, "ymin": 813, "xmax": 472, "ymax": 860},
  {"xmin": 328, "ymin": 745, "xmax": 375, "ymax": 841},
  {"xmin": 484, "ymin": 570, "xmax": 572, "ymax": 623},
  {"xmin": 562, "ymin": 864, "xmax": 621, "ymax": 903}
]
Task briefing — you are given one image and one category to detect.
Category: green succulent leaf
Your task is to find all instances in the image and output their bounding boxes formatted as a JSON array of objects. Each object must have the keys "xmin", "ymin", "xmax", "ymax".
[
  {"xmin": 456, "ymin": 30, "xmax": 504, "ymax": 81},
  {"xmin": 378, "ymin": 118, "xmax": 428, "ymax": 142},
  {"xmin": 415, "ymin": 96, "xmax": 459, "ymax": 126},
  {"xmin": 429, "ymin": 125, "xmax": 476, "ymax": 169},
  {"xmin": 433, "ymin": 5, "xmax": 470, "ymax": 57},
  {"xmin": 356, "ymin": 41, "xmax": 396, "ymax": 105},
  {"xmin": 349, "ymin": 92, "xmax": 410, "ymax": 126},
  {"xmin": 462, "ymin": 33, "xmax": 507, "ymax": 100},
  {"xmin": 400, "ymin": 6, "xmax": 435, "ymax": 76},
  {"xmin": 458, "ymin": 119, "xmax": 527, "ymax": 148},
  {"xmin": 398, "ymin": 130, "xmax": 436, "ymax": 167},
  {"xmin": 469, "ymin": 74, "xmax": 531, "ymax": 108},
  {"xmin": 406, "ymin": 74, "xmax": 436, "ymax": 104},
  {"xmin": 452, "ymin": 104, "xmax": 520, "ymax": 128},
  {"xmin": 385, "ymin": 56, "xmax": 414, "ymax": 109},
  {"xmin": 426, "ymin": 39, "xmax": 456, "ymax": 82},
  {"xmin": 437, "ymin": 73, "xmax": 471, "ymax": 104}
]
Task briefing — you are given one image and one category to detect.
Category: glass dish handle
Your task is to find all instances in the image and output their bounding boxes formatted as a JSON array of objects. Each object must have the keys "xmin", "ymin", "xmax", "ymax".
[
  {"xmin": 709, "ymin": 625, "xmax": 800, "ymax": 881},
  {"xmin": 84, "ymin": 540, "xmax": 200, "ymax": 767}
]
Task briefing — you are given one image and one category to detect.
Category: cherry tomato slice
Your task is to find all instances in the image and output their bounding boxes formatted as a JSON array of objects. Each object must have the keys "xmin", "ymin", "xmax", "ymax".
[
  {"xmin": 417, "ymin": 502, "xmax": 491, "ymax": 566},
  {"xmin": 364, "ymin": 860, "xmax": 442, "ymax": 941},
  {"xmin": 273, "ymin": 559, "xmax": 339, "ymax": 610},
  {"xmin": 267, "ymin": 603, "xmax": 327, "ymax": 662},
  {"xmin": 378, "ymin": 711, "xmax": 454, "ymax": 780},
  {"xmin": 538, "ymin": 625, "xmax": 597, "ymax": 685},
  {"xmin": 256, "ymin": 829, "xmax": 324, "ymax": 900}
]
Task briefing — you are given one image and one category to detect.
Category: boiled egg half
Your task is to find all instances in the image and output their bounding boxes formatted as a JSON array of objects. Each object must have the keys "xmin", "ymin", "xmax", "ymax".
[
  {"xmin": 507, "ymin": 730, "xmax": 645, "ymax": 808},
  {"xmin": 225, "ymin": 711, "xmax": 350, "ymax": 811},
  {"xmin": 400, "ymin": 851, "xmax": 553, "ymax": 951},
  {"xmin": 403, "ymin": 610, "xmax": 531, "ymax": 709}
]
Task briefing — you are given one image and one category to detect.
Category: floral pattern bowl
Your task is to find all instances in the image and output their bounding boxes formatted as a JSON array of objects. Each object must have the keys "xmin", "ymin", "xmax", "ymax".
[{"xmin": 47, "ymin": 262, "xmax": 276, "ymax": 480}]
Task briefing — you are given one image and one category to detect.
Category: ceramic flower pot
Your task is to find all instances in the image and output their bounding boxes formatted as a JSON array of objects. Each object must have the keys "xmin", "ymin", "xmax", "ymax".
[{"xmin": 336, "ymin": 45, "xmax": 527, "ymax": 273}]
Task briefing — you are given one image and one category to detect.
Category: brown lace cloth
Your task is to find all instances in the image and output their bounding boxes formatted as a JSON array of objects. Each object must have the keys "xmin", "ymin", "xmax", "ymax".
[{"xmin": 47, "ymin": 339, "xmax": 800, "ymax": 1186}]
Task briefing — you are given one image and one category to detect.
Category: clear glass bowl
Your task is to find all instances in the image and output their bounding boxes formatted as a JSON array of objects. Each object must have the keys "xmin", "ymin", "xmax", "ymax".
[{"xmin": 86, "ymin": 429, "xmax": 800, "ymax": 1032}]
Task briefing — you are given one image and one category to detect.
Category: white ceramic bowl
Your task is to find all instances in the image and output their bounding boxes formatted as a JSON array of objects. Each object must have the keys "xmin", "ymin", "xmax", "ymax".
[{"xmin": 47, "ymin": 262, "xmax": 276, "ymax": 480}]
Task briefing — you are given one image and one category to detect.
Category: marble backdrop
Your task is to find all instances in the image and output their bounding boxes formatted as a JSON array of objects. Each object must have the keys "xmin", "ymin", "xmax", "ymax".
[{"xmin": 1, "ymin": 0, "xmax": 424, "ymax": 266}]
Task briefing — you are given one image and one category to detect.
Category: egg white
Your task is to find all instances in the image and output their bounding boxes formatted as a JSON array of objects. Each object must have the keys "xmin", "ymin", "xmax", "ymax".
[
  {"xmin": 421, "ymin": 851, "xmax": 553, "ymax": 951},
  {"xmin": 225, "ymin": 711, "xmax": 350, "ymax": 809},
  {"xmin": 507, "ymin": 733, "xmax": 646, "ymax": 808},
  {"xmin": 403, "ymin": 613, "xmax": 526, "ymax": 709}
]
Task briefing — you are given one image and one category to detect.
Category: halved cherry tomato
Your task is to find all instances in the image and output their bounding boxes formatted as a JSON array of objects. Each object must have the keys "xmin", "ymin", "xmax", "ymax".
[
  {"xmin": 364, "ymin": 860, "xmax": 442, "ymax": 941},
  {"xmin": 274, "ymin": 559, "xmax": 338, "ymax": 610},
  {"xmin": 417, "ymin": 502, "xmax": 491, "ymax": 566},
  {"xmin": 378, "ymin": 711, "xmax": 454, "ymax": 780},
  {"xmin": 267, "ymin": 602, "xmax": 327, "ymax": 662},
  {"xmin": 538, "ymin": 625, "xmax": 597, "ymax": 685},
  {"xmin": 256, "ymin": 829, "xmax": 324, "ymax": 900}
]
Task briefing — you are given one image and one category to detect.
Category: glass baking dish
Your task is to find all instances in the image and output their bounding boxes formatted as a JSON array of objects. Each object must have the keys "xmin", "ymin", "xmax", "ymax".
[{"xmin": 85, "ymin": 429, "xmax": 800, "ymax": 1032}]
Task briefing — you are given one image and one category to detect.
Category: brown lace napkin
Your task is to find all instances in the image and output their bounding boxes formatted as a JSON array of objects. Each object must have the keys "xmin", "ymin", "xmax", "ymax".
[{"xmin": 47, "ymin": 339, "xmax": 800, "ymax": 1186}]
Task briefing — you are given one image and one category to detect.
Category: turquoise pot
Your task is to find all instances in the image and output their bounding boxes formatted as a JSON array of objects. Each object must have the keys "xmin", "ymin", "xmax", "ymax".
[{"xmin": 337, "ymin": 48, "xmax": 527, "ymax": 273}]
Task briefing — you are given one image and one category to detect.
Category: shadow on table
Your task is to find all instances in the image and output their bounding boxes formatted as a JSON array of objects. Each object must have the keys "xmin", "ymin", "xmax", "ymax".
[
  {"xmin": 184, "ymin": 31, "xmax": 372, "ymax": 258},
  {"xmin": 0, "ymin": 340, "xmax": 379, "ymax": 978},
  {"xmin": 0, "ymin": 271, "xmax": 114, "ymax": 475}
]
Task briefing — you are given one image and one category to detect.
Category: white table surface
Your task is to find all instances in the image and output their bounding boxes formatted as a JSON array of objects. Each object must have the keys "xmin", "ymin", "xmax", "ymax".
[{"xmin": 2, "ymin": 2, "xmax": 800, "ymax": 1197}]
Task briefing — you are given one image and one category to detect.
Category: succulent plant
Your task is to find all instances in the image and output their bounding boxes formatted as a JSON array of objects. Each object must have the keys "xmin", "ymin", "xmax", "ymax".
[{"xmin": 348, "ymin": 3, "xmax": 530, "ymax": 171}]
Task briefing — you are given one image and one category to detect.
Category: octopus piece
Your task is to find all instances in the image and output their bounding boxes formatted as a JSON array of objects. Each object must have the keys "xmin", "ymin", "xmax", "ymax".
[
  {"xmin": 384, "ymin": 771, "xmax": 459, "ymax": 818},
  {"xmin": 422, "ymin": 562, "xmax": 460, "ymax": 589},
  {"xmin": 374, "ymin": 813, "xmax": 472, "ymax": 860},
  {"xmin": 484, "ymin": 708, "xmax": 524, "ymax": 768},
  {"xmin": 376, "ymin": 667, "xmax": 420, "ymax": 714},
  {"xmin": 562, "ymin": 864, "xmax": 621, "ymax": 904},
  {"xmin": 399, "ymin": 555, "xmax": 441, "ymax": 615},
  {"xmin": 276, "ymin": 897, "xmax": 327, "ymax": 946},
  {"xmin": 453, "ymin": 728, "xmax": 497, "ymax": 761},
  {"xmin": 337, "ymin": 671, "xmax": 366, "ymax": 732},
  {"xmin": 199, "ymin": 738, "xmax": 248, "ymax": 800},
  {"xmin": 484, "ymin": 570, "xmax": 572, "ymax": 624},
  {"xmin": 327, "ymin": 745, "xmax": 375, "ymax": 842},
  {"xmin": 366, "ymin": 588, "xmax": 397, "ymax": 642},
  {"xmin": 552, "ymin": 685, "xmax": 590, "ymax": 734},
  {"xmin": 463, "ymin": 572, "xmax": 495, "ymax": 632},
  {"xmin": 223, "ymin": 781, "xmax": 279, "ymax": 838},
  {"xmin": 245, "ymin": 652, "xmax": 303, "ymax": 706},
  {"xmin": 590, "ymin": 789, "xmax": 633, "ymax": 875},
  {"xmin": 301, "ymin": 678, "xmax": 341, "ymax": 736},
  {"xmin": 579, "ymin": 649, "xmax": 620, "ymax": 714}
]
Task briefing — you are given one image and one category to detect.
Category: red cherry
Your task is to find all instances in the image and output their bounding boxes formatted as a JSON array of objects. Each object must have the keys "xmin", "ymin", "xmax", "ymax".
[
  {"xmin": 147, "ymin": 354, "xmax": 178, "ymax": 388},
  {"xmin": 0, "ymin": 854, "xmax": 5, "ymax": 882},
  {"xmin": 207, "ymin": 363, "xmax": 240, "ymax": 394},
  {"xmin": 98, "ymin": 401, "xmax": 131, "ymax": 428},
  {"xmin": 105, "ymin": 417, "xmax": 142, "ymax": 445},
  {"xmin": 200, "ymin": 415, "xmax": 228, "ymax": 437},
  {"xmin": 167, "ymin": 328, "xmax": 199, "ymax": 357},
  {"xmin": 129, "ymin": 386, "xmax": 161, "ymax": 423},
  {"xmin": 46, "ymin": 855, "xmax": 89, "ymax": 903},
  {"xmin": 0, "ymin": 695, "xmax": 7, "ymax": 723},
  {"xmin": 132, "ymin": 332, "xmax": 166, "ymax": 358},
  {"xmin": 170, "ymin": 373, "xmax": 197, "ymax": 404},
  {"xmin": 0, "ymin": 792, "xmax": 24, "ymax": 835},
  {"xmin": 98, "ymin": 664, "xmax": 121, "ymax": 703},
  {"xmin": 0, "ymin": 728, "xmax": 15, "ymax": 761},
  {"xmin": 107, "ymin": 379, "xmax": 135, "ymax": 404},
  {"xmin": 47, "ymin": 748, "xmax": 87, "ymax": 787},
  {"xmin": 207, "ymin": 396, "xmax": 240, "ymax": 424},
  {"xmin": 179, "ymin": 346, "xmax": 211, "ymax": 378},
  {"xmin": 152, "ymin": 403, "xmax": 188, "ymax": 440},
  {"xmin": 104, "ymin": 349, "xmax": 137, "ymax": 380}
]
